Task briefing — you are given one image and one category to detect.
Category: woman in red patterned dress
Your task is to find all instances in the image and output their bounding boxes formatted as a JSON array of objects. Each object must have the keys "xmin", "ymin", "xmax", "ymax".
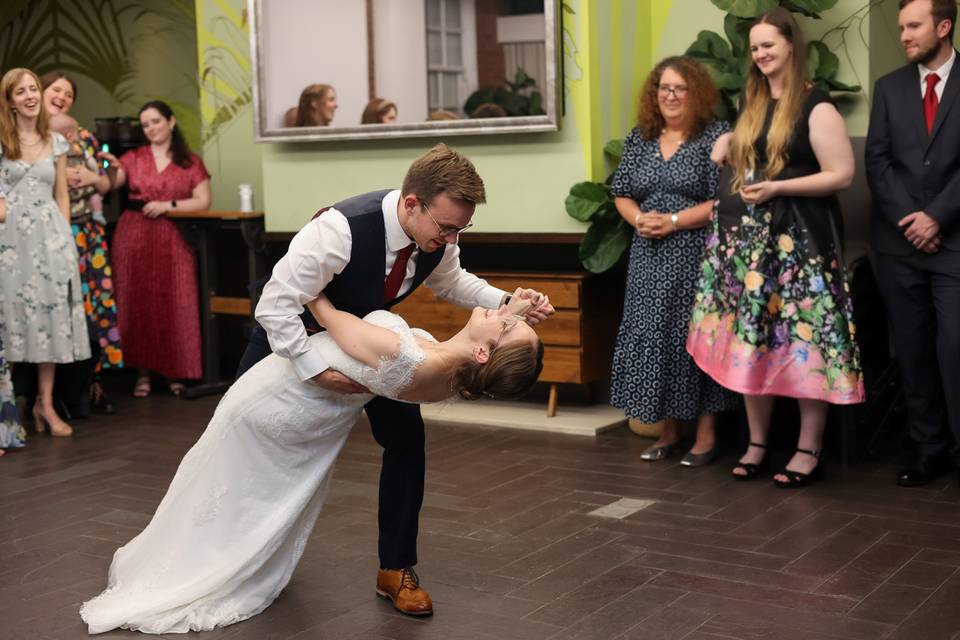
[{"xmin": 101, "ymin": 101, "xmax": 210, "ymax": 396}]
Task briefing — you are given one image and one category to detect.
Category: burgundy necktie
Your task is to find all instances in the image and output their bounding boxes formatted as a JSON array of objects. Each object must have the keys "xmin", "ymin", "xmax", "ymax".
[
  {"xmin": 384, "ymin": 243, "xmax": 415, "ymax": 302},
  {"xmin": 924, "ymin": 72, "xmax": 940, "ymax": 135}
]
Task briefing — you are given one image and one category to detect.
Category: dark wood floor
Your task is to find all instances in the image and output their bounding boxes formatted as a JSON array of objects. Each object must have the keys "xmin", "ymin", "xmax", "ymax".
[{"xmin": 2, "ymin": 391, "xmax": 960, "ymax": 640}]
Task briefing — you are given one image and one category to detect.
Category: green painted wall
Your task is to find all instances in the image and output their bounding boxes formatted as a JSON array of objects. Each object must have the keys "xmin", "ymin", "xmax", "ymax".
[{"xmin": 195, "ymin": 0, "xmax": 263, "ymax": 213}]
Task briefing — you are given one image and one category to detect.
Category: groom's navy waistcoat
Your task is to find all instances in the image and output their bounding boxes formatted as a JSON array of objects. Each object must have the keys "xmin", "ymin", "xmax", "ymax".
[{"xmin": 302, "ymin": 189, "xmax": 445, "ymax": 329}]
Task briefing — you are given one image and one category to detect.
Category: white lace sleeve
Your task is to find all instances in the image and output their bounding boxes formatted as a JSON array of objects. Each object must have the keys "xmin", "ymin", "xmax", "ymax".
[
  {"xmin": 313, "ymin": 310, "xmax": 428, "ymax": 400},
  {"xmin": 357, "ymin": 323, "xmax": 425, "ymax": 399}
]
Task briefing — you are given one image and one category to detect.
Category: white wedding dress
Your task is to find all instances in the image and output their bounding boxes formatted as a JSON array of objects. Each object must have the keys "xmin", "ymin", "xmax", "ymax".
[{"xmin": 80, "ymin": 311, "xmax": 438, "ymax": 635}]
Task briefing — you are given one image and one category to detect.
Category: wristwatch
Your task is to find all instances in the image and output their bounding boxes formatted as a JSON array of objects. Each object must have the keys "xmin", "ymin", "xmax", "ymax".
[{"xmin": 670, "ymin": 213, "xmax": 679, "ymax": 231}]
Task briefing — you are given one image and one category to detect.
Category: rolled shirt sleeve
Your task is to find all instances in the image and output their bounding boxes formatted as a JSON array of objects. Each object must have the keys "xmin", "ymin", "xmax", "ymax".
[{"xmin": 254, "ymin": 211, "xmax": 352, "ymax": 381}]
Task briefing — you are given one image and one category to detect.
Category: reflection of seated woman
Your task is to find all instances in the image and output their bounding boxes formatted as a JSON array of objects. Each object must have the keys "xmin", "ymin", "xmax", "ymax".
[
  {"xmin": 283, "ymin": 83, "xmax": 337, "ymax": 127},
  {"xmin": 361, "ymin": 98, "xmax": 397, "ymax": 124},
  {"xmin": 80, "ymin": 297, "xmax": 543, "ymax": 634}
]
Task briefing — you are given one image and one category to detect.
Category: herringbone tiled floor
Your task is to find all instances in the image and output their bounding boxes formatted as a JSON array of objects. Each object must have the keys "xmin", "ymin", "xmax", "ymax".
[{"xmin": 3, "ymin": 392, "xmax": 960, "ymax": 640}]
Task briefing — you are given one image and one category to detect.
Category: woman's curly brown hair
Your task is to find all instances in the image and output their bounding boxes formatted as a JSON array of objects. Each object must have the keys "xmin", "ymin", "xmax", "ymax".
[{"xmin": 636, "ymin": 56, "xmax": 719, "ymax": 141}]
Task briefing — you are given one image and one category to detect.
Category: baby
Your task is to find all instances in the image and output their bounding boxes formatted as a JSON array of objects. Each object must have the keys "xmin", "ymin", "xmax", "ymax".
[{"xmin": 49, "ymin": 113, "xmax": 103, "ymax": 223}]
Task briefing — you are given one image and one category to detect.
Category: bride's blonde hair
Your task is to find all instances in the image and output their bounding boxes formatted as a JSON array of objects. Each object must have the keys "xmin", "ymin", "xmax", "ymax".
[{"xmin": 730, "ymin": 7, "xmax": 809, "ymax": 192}]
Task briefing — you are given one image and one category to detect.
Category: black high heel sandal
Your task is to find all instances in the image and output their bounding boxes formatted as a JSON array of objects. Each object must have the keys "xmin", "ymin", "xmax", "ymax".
[
  {"xmin": 774, "ymin": 448, "xmax": 824, "ymax": 489},
  {"xmin": 731, "ymin": 442, "xmax": 768, "ymax": 481}
]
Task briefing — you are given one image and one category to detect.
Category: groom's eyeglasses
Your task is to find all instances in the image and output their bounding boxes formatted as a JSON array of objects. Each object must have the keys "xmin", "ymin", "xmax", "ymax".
[{"xmin": 421, "ymin": 201, "xmax": 473, "ymax": 238}]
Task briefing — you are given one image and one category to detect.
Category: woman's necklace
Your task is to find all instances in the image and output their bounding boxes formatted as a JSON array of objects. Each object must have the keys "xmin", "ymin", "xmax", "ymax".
[
  {"xmin": 660, "ymin": 128, "xmax": 684, "ymax": 145},
  {"xmin": 18, "ymin": 135, "xmax": 43, "ymax": 147}
]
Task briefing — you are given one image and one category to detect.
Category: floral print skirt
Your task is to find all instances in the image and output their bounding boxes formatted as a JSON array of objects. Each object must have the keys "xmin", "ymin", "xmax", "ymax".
[
  {"xmin": 0, "ymin": 336, "xmax": 26, "ymax": 450},
  {"xmin": 686, "ymin": 191, "xmax": 864, "ymax": 405},
  {"xmin": 73, "ymin": 219, "xmax": 124, "ymax": 372}
]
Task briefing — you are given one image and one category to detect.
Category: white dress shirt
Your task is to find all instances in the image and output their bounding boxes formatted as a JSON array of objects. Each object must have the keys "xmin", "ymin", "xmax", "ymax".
[
  {"xmin": 255, "ymin": 189, "xmax": 506, "ymax": 381},
  {"xmin": 919, "ymin": 48, "xmax": 956, "ymax": 101}
]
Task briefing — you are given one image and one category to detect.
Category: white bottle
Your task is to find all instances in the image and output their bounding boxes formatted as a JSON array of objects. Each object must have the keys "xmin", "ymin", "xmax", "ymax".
[{"xmin": 239, "ymin": 183, "xmax": 254, "ymax": 212}]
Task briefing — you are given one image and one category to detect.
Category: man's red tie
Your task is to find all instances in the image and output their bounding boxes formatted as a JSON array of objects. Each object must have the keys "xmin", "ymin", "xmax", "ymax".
[
  {"xmin": 924, "ymin": 73, "xmax": 940, "ymax": 135},
  {"xmin": 384, "ymin": 243, "xmax": 415, "ymax": 302}
]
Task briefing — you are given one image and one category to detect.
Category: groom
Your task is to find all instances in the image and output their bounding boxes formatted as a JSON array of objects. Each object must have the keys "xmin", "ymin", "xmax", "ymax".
[{"xmin": 236, "ymin": 144, "xmax": 553, "ymax": 616}]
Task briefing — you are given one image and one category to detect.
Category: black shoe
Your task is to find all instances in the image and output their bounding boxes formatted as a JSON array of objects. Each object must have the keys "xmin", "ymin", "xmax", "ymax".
[
  {"xmin": 731, "ymin": 442, "xmax": 768, "ymax": 481},
  {"xmin": 897, "ymin": 454, "xmax": 950, "ymax": 487},
  {"xmin": 774, "ymin": 448, "xmax": 824, "ymax": 489}
]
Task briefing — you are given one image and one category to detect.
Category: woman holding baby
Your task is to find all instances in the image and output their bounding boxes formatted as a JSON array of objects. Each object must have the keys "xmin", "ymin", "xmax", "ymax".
[{"xmin": 40, "ymin": 71, "xmax": 124, "ymax": 416}]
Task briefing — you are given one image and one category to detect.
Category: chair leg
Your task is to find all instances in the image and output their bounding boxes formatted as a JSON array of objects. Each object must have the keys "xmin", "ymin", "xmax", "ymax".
[{"xmin": 547, "ymin": 384, "xmax": 558, "ymax": 418}]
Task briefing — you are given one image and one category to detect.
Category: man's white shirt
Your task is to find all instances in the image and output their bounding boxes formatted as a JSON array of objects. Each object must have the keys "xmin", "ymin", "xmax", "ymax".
[{"xmin": 255, "ymin": 189, "xmax": 506, "ymax": 381}]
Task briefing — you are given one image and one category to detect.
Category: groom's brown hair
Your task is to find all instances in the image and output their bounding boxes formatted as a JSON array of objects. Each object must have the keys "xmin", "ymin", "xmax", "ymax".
[{"xmin": 401, "ymin": 143, "xmax": 486, "ymax": 206}]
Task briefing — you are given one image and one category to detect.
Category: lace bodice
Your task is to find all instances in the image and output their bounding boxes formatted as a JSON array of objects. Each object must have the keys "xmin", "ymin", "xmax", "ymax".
[{"xmin": 309, "ymin": 310, "xmax": 436, "ymax": 400}]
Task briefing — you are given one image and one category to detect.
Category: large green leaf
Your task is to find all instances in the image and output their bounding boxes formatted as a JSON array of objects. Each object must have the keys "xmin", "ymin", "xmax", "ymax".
[
  {"xmin": 686, "ymin": 30, "xmax": 744, "ymax": 91},
  {"xmin": 687, "ymin": 29, "xmax": 733, "ymax": 62},
  {"xmin": 565, "ymin": 182, "xmax": 610, "ymax": 222},
  {"xmin": 781, "ymin": 0, "xmax": 838, "ymax": 19},
  {"xmin": 824, "ymin": 77, "xmax": 861, "ymax": 92},
  {"xmin": 723, "ymin": 13, "xmax": 753, "ymax": 59},
  {"xmin": 807, "ymin": 41, "xmax": 838, "ymax": 79},
  {"xmin": 578, "ymin": 217, "xmax": 631, "ymax": 273},
  {"xmin": 604, "ymin": 138, "xmax": 624, "ymax": 159},
  {"xmin": 710, "ymin": 0, "xmax": 778, "ymax": 18}
]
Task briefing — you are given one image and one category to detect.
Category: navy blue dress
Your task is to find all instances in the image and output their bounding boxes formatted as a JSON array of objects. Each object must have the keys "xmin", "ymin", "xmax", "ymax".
[{"xmin": 609, "ymin": 120, "xmax": 740, "ymax": 422}]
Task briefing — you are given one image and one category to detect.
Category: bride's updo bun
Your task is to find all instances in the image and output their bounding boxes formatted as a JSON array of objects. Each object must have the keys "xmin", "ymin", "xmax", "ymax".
[{"xmin": 452, "ymin": 339, "xmax": 545, "ymax": 401}]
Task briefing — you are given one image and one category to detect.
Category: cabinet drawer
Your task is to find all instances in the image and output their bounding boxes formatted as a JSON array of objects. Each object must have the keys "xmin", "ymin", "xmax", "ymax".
[
  {"xmin": 483, "ymin": 277, "xmax": 580, "ymax": 310},
  {"xmin": 394, "ymin": 289, "xmax": 582, "ymax": 346},
  {"xmin": 540, "ymin": 346, "xmax": 583, "ymax": 383}
]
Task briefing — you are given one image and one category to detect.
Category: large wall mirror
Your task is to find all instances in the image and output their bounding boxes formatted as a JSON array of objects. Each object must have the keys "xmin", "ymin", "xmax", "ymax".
[{"xmin": 248, "ymin": 0, "xmax": 560, "ymax": 142}]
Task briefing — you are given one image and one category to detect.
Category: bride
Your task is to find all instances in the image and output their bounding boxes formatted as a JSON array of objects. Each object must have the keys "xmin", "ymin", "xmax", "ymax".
[{"xmin": 80, "ymin": 296, "xmax": 543, "ymax": 634}]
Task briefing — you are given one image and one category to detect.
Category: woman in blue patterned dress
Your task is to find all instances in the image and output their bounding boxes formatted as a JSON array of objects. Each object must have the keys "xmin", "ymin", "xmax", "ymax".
[{"xmin": 609, "ymin": 56, "xmax": 739, "ymax": 466}]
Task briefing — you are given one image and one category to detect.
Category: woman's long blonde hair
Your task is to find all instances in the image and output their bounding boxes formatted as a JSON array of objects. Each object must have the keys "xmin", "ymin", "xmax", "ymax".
[
  {"xmin": 730, "ymin": 8, "xmax": 809, "ymax": 192},
  {"xmin": 0, "ymin": 68, "xmax": 49, "ymax": 160}
]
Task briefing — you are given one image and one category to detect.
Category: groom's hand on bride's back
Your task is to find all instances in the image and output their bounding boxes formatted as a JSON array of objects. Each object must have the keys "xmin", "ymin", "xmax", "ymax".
[{"xmin": 310, "ymin": 369, "xmax": 370, "ymax": 394}]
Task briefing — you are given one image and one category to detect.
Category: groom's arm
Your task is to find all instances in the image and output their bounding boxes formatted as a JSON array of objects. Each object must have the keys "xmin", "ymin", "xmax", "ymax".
[
  {"xmin": 255, "ymin": 212, "xmax": 352, "ymax": 381},
  {"xmin": 423, "ymin": 244, "xmax": 555, "ymax": 323},
  {"xmin": 422, "ymin": 243, "xmax": 507, "ymax": 310}
]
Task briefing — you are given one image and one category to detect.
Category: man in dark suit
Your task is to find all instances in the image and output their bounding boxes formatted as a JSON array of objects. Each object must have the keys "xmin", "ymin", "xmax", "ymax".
[
  {"xmin": 865, "ymin": 0, "xmax": 960, "ymax": 487},
  {"xmin": 235, "ymin": 144, "xmax": 553, "ymax": 614}
]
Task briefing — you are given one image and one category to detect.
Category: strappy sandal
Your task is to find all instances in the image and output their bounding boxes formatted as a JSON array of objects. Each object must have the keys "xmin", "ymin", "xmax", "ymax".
[
  {"xmin": 732, "ymin": 442, "xmax": 768, "ymax": 481},
  {"xmin": 168, "ymin": 380, "xmax": 186, "ymax": 397},
  {"xmin": 774, "ymin": 448, "xmax": 824, "ymax": 489},
  {"xmin": 133, "ymin": 375, "xmax": 151, "ymax": 398}
]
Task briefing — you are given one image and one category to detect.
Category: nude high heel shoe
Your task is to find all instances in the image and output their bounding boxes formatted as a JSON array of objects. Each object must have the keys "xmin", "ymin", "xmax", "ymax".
[{"xmin": 33, "ymin": 403, "xmax": 73, "ymax": 437}]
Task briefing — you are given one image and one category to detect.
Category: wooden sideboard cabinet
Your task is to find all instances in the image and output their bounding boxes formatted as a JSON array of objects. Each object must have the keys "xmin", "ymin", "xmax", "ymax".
[{"xmin": 392, "ymin": 271, "xmax": 622, "ymax": 416}]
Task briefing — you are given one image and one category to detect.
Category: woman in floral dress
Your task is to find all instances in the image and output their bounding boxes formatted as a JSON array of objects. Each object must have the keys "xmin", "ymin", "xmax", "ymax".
[
  {"xmin": 0, "ymin": 190, "xmax": 26, "ymax": 454},
  {"xmin": 42, "ymin": 72, "xmax": 124, "ymax": 415},
  {"xmin": 0, "ymin": 68, "xmax": 90, "ymax": 438},
  {"xmin": 686, "ymin": 8, "xmax": 864, "ymax": 487}
]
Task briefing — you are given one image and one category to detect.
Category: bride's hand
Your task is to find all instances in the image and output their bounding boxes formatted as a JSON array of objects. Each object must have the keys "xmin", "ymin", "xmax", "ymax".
[
  {"xmin": 311, "ymin": 369, "xmax": 369, "ymax": 394},
  {"xmin": 508, "ymin": 287, "xmax": 554, "ymax": 325}
]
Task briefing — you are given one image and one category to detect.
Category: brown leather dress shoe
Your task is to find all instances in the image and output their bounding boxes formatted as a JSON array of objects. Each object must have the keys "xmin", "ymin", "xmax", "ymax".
[{"xmin": 376, "ymin": 568, "xmax": 433, "ymax": 616}]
